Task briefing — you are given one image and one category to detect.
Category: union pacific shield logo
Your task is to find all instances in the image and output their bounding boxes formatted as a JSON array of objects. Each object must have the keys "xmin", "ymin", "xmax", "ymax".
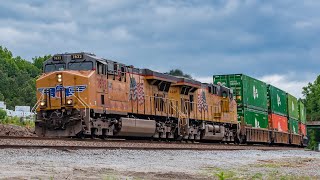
[{"xmin": 38, "ymin": 85, "xmax": 87, "ymax": 98}]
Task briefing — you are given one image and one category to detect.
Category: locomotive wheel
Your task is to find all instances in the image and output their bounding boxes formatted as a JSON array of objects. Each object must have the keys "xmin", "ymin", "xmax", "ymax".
[
  {"xmin": 234, "ymin": 137, "xmax": 240, "ymax": 145},
  {"xmin": 77, "ymin": 132, "xmax": 85, "ymax": 140}
]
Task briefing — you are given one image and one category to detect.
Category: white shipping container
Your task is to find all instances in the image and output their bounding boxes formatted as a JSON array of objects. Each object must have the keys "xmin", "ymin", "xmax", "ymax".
[
  {"xmin": 5, "ymin": 110, "xmax": 14, "ymax": 116},
  {"xmin": 10, "ymin": 111, "xmax": 21, "ymax": 117},
  {"xmin": 15, "ymin": 106, "xmax": 31, "ymax": 112}
]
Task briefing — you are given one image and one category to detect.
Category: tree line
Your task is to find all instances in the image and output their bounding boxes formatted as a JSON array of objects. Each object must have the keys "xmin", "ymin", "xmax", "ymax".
[{"xmin": 0, "ymin": 46, "xmax": 50, "ymax": 110}]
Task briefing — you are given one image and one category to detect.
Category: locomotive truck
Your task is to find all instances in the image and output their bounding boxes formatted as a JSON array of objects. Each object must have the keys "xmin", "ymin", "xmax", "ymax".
[{"xmin": 34, "ymin": 52, "xmax": 306, "ymax": 146}]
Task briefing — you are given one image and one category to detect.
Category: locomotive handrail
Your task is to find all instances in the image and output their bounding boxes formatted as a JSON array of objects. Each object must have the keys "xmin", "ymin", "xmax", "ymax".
[
  {"xmin": 31, "ymin": 90, "xmax": 46, "ymax": 114},
  {"xmin": 72, "ymin": 93, "xmax": 90, "ymax": 118}
]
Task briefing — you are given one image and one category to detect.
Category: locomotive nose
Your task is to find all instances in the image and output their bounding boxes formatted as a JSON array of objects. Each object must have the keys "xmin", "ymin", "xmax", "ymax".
[{"xmin": 36, "ymin": 71, "xmax": 89, "ymax": 110}]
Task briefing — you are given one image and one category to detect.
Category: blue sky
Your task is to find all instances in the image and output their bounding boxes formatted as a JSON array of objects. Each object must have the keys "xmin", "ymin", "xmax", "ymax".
[{"xmin": 0, "ymin": 0, "xmax": 319, "ymax": 97}]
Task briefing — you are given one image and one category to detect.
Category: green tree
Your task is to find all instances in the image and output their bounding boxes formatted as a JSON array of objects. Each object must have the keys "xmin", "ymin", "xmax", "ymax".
[
  {"xmin": 0, "ymin": 93, "xmax": 4, "ymax": 101},
  {"xmin": 0, "ymin": 46, "xmax": 50, "ymax": 109},
  {"xmin": 33, "ymin": 55, "xmax": 51, "ymax": 70},
  {"xmin": 167, "ymin": 69, "xmax": 192, "ymax": 79},
  {"xmin": 307, "ymin": 130, "xmax": 318, "ymax": 150},
  {"xmin": 0, "ymin": 109, "xmax": 6, "ymax": 119},
  {"xmin": 302, "ymin": 75, "xmax": 320, "ymax": 121}
]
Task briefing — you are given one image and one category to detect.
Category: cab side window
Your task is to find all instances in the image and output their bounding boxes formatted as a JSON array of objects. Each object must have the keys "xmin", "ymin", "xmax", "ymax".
[
  {"xmin": 97, "ymin": 62, "xmax": 104, "ymax": 75},
  {"xmin": 107, "ymin": 62, "xmax": 114, "ymax": 78}
]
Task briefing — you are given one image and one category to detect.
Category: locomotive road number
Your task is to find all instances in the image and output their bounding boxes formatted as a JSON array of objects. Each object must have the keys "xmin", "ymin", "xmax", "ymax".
[
  {"xmin": 71, "ymin": 54, "xmax": 83, "ymax": 60},
  {"xmin": 53, "ymin": 56, "xmax": 62, "ymax": 61}
]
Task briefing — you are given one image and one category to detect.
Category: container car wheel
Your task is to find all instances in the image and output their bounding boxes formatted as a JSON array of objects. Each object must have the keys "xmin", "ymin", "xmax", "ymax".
[{"xmin": 239, "ymin": 135, "xmax": 246, "ymax": 144}]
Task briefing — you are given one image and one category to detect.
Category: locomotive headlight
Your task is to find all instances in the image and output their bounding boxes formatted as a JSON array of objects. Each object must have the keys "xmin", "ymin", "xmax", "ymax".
[
  {"xmin": 40, "ymin": 101, "xmax": 46, "ymax": 107},
  {"xmin": 66, "ymin": 99, "xmax": 73, "ymax": 105},
  {"xmin": 57, "ymin": 74, "xmax": 62, "ymax": 83}
]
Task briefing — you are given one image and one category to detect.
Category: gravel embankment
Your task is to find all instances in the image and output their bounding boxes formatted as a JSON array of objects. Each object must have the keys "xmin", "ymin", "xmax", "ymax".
[
  {"xmin": 0, "ymin": 149, "xmax": 318, "ymax": 179},
  {"xmin": 0, "ymin": 124, "xmax": 35, "ymax": 137}
]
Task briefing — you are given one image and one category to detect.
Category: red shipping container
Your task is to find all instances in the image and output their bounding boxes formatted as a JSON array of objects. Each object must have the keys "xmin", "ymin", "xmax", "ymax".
[
  {"xmin": 299, "ymin": 123, "xmax": 307, "ymax": 136},
  {"xmin": 268, "ymin": 114, "xmax": 288, "ymax": 132}
]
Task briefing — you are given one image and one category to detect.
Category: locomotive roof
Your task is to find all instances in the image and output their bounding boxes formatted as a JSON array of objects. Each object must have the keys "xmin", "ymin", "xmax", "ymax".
[
  {"xmin": 176, "ymin": 77, "xmax": 202, "ymax": 87},
  {"xmin": 44, "ymin": 53, "xmax": 205, "ymax": 88},
  {"xmin": 45, "ymin": 52, "xmax": 126, "ymax": 66},
  {"xmin": 143, "ymin": 69, "xmax": 179, "ymax": 83}
]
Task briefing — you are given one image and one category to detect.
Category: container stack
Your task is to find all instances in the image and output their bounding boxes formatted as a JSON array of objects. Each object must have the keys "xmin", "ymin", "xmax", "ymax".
[
  {"xmin": 287, "ymin": 94, "xmax": 299, "ymax": 134},
  {"xmin": 267, "ymin": 85, "xmax": 288, "ymax": 133},
  {"xmin": 213, "ymin": 74, "xmax": 268, "ymax": 128},
  {"xmin": 298, "ymin": 100, "xmax": 307, "ymax": 136}
]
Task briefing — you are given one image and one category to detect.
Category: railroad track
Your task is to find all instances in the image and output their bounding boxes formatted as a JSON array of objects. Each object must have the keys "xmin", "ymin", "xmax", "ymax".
[{"xmin": 0, "ymin": 136, "xmax": 302, "ymax": 151}]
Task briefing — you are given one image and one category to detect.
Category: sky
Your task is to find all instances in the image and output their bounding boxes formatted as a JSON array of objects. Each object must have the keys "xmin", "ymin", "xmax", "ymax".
[{"xmin": 0, "ymin": 0, "xmax": 319, "ymax": 98}]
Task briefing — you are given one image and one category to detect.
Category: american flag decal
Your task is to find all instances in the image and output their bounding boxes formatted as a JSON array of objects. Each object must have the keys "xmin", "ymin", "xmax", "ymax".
[
  {"xmin": 198, "ymin": 90, "xmax": 208, "ymax": 112},
  {"xmin": 129, "ymin": 77, "xmax": 145, "ymax": 105}
]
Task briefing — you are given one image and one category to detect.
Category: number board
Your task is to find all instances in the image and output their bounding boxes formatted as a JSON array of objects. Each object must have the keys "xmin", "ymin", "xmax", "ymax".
[
  {"xmin": 71, "ymin": 54, "xmax": 83, "ymax": 60},
  {"xmin": 53, "ymin": 56, "xmax": 63, "ymax": 61}
]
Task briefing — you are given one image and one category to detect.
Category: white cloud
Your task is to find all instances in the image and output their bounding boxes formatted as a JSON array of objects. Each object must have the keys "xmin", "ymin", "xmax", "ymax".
[
  {"xmin": 194, "ymin": 76, "xmax": 212, "ymax": 84},
  {"xmin": 0, "ymin": 27, "xmax": 42, "ymax": 46},
  {"xmin": 259, "ymin": 73, "xmax": 316, "ymax": 98},
  {"xmin": 0, "ymin": 0, "xmax": 319, "ymax": 86}
]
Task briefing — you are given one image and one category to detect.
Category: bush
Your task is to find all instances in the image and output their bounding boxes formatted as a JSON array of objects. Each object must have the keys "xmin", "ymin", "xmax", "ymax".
[{"xmin": 0, "ymin": 109, "xmax": 7, "ymax": 119}]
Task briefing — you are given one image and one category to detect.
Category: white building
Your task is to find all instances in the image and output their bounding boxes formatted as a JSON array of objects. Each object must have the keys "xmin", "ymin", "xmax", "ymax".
[
  {"xmin": 15, "ymin": 106, "xmax": 30, "ymax": 112},
  {"xmin": 0, "ymin": 101, "xmax": 6, "ymax": 110},
  {"xmin": 1, "ymin": 103, "xmax": 34, "ymax": 120}
]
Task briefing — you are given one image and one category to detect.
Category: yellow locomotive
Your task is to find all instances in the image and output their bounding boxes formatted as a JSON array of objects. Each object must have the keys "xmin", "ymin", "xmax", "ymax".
[{"xmin": 35, "ymin": 52, "xmax": 238, "ymax": 141}]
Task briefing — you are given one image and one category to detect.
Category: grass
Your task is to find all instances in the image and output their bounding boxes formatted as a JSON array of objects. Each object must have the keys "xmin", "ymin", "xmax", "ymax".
[
  {"xmin": 202, "ymin": 164, "xmax": 318, "ymax": 180},
  {"xmin": 103, "ymin": 175, "xmax": 119, "ymax": 180},
  {"xmin": 0, "ymin": 116, "xmax": 35, "ymax": 128},
  {"xmin": 251, "ymin": 173, "xmax": 263, "ymax": 180}
]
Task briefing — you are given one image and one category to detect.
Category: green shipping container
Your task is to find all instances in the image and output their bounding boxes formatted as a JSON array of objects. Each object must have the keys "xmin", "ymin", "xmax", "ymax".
[
  {"xmin": 238, "ymin": 108, "xmax": 269, "ymax": 129},
  {"xmin": 288, "ymin": 118, "xmax": 299, "ymax": 134},
  {"xmin": 268, "ymin": 85, "xmax": 288, "ymax": 116},
  {"xmin": 213, "ymin": 74, "xmax": 268, "ymax": 111},
  {"xmin": 287, "ymin": 94, "xmax": 299, "ymax": 120},
  {"xmin": 298, "ymin": 100, "xmax": 306, "ymax": 124}
]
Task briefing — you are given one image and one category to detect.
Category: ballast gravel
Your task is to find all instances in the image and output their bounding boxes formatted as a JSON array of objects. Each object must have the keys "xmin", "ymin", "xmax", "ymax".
[{"xmin": 0, "ymin": 149, "xmax": 319, "ymax": 179}]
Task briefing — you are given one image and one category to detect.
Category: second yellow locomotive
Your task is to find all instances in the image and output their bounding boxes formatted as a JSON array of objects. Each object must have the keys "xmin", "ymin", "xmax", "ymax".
[{"xmin": 35, "ymin": 53, "xmax": 238, "ymax": 141}]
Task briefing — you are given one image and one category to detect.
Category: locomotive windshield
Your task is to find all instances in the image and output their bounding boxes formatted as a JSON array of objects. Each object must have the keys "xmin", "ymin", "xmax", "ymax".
[
  {"xmin": 68, "ymin": 61, "xmax": 93, "ymax": 71},
  {"xmin": 44, "ymin": 63, "xmax": 65, "ymax": 73}
]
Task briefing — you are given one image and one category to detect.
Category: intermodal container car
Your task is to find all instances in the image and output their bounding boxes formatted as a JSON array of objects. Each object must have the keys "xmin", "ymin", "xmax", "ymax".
[
  {"xmin": 298, "ymin": 100, "xmax": 306, "ymax": 124},
  {"xmin": 287, "ymin": 94, "xmax": 299, "ymax": 120},
  {"xmin": 268, "ymin": 113, "xmax": 288, "ymax": 132},
  {"xmin": 299, "ymin": 122, "xmax": 307, "ymax": 136},
  {"xmin": 238, "ymin": 108, "xmax": 269, "ymax": 129},
  {"xmin": 288, "ymin": 118, "xmax": 299, "ymax": 134},
  {"xmin": 268, "ymin": 85, "xmax": 288, "ymax": 116},
  {"xmin": 213, "ymin": 74, "xmax": 268, "ymax": 111}
]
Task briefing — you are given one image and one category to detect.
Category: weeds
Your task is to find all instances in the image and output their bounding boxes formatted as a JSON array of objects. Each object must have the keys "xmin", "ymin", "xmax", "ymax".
[
  {"xmin": 252, "ymin": 173, "xmax": 263, "ymax": 180},
  {"xmin": 0, "ymin": 116, "xmax": 35, "ymax": 128},
  {"xmin": 215, "ymin": 172, "xmax": 226, "ymax": 180}
]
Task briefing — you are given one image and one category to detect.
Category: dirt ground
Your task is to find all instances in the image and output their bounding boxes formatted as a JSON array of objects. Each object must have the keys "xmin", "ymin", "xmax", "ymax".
[
  {"xmin": 0, "ymin": 149, "xmax": 319, "ymax": 180},
  {"xmin": 0, "ymin": 124, "xmax": 35, "ymax": 137}
]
